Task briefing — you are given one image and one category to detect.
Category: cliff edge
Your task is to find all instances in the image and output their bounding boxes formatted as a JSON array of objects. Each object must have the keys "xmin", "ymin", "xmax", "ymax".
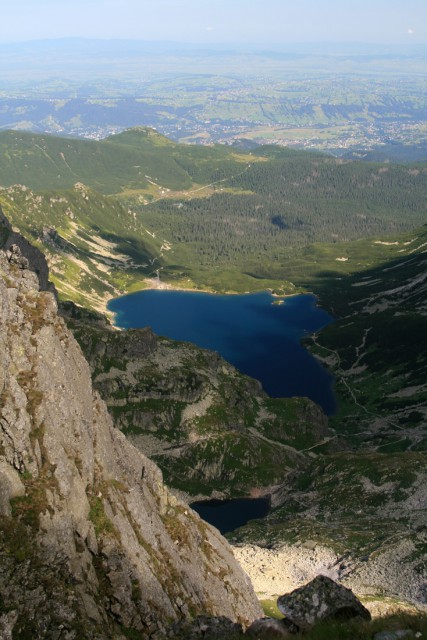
[{"xmin": 0, "ymin": 245, "xmax": 261, "ymax": 639}]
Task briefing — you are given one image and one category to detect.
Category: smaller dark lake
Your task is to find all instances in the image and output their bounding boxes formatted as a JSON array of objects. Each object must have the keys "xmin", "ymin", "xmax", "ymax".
[
  {"xmin": 191, "ymin": 498, "xmax": 270, "ymax": 535},
  {"xmin": 108, "ymin": 289, "xmax": 336, "ymax": 414}
]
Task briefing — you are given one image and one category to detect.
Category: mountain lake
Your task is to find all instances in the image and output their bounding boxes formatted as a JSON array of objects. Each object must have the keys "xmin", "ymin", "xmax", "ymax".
[
  {"xmin": 108, "ymin": 289, "xmax": 336, "ymax": 414},
  {"xmin": 108, "ymin": 289, "xmax": 336, "ymax": 532}
]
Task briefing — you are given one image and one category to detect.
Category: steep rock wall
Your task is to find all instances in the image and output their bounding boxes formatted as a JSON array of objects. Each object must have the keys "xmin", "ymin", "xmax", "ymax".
[{"xmin": 0, "ymin": 247, "xmax": 261, "ymax": 639}]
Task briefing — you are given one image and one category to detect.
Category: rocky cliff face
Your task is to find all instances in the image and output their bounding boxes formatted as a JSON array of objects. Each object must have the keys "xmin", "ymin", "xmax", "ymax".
[
  {"xmin": 63, "ymin": 307, "xmax": 332, "ymax": 500},
  {"xmin": 0, "ymin": 246, "xmax": 262, "ymax": 639},
  {"xmin": 0, "ymin": 205, "xmax": 54, "ymax": 294}
]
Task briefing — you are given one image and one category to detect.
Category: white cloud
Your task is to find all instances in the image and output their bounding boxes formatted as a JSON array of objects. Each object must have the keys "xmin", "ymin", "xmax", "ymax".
[{"xmin": 407, "ymin": 27, "xmax": 415, "ymax": 35}]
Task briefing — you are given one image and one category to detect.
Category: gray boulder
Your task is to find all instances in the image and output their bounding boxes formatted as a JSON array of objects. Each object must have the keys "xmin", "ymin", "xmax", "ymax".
[
  {"xmin": 246, "ymin": 617, "xmax": 295, "ymax": 637},
  {"xmin": 277, "ymin": 575, "xmax": 371, "ymax": 630}
]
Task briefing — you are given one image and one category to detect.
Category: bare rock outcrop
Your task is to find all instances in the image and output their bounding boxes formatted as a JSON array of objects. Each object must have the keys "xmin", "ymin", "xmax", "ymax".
[
  {"xmin": 0, "ymin": 205, "xmax": 54, "ymax": 294},
  {"xmin": 0, "ymin": 246, "xmax": 262, "ymax": 638},
  {"xmin": 277, "ymin": 575, "xmax": 371, "ymax": 630}
]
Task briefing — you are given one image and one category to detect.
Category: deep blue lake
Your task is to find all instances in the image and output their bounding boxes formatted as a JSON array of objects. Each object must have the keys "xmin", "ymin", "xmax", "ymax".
[
  {"xmin": 190, "ymin": 498, "xmax": 271, "ymax": 535},
  {"xmin": 108, "ymin": 290, "xmax": 336, "ymax": 415}
]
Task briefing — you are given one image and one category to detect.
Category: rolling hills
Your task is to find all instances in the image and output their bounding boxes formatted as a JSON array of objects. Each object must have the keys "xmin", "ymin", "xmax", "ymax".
[
  {"xmin": 0, "ymin": 127, "xmax": 253, "ymax": 194},
  {"xmin": 1, "ymin": 128, "xmax": 426, "ymax": 307}
]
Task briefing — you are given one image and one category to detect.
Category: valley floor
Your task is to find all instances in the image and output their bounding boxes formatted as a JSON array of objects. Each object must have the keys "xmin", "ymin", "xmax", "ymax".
[{"xmin": 232, "ymin": 543, "xmax": 427, "ymax": 618}]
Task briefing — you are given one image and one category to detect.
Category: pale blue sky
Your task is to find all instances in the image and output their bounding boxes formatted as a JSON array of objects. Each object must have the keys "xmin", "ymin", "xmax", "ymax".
[{"xmin": 1, "ymin": 0, "xmax": 426, "ymax": 45}]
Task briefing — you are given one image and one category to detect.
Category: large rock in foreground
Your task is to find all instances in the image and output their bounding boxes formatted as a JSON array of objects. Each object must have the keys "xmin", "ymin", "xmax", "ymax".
[
  {"xmin": 277, "ymin": 575, "xmax": 371, "ymax": 630},
  {"xmin": 0, "ymin": 246, "xmax": 262, "ymax": 638}
]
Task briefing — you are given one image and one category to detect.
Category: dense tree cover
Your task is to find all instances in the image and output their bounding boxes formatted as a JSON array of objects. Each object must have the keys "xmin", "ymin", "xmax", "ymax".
[
  {"xmin": 1, "ymin": 127, "xmax": 426, "ymax": 292},
  {"xmin": 140, "ymin": 156, "xmax": 427, "ymax": 268}
]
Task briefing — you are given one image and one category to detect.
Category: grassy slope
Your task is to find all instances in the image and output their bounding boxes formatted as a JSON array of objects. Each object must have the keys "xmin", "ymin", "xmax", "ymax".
[
  {"xmin": 308, "ymin": 224, "xmax": 427, "ymax": 450},
  {"xmin": 0, "ymin": 183, "xmax": 165, "ymax": 310},
  {"xmin": 1, "ymin": 127, "xmax": 426, "ymax": 299},
  {"xmin": 230, "ymin": 226, "xmax": 427, "ymax": 586},
  {"xmin": 231, "ymin": 450, "xmax": 426, "ymax": 550},
  {"xmin": 0, "ymin": 127, "xmax": 253, "ymax": 194}
]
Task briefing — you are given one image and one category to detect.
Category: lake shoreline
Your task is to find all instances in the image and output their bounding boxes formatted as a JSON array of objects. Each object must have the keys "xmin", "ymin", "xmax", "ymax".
[
  {"xmin": 109, "ymin": 276, "xmax": 305, "ymax": 328},
  {"xmin": 108, "ymin": 288, "xmax": 336, "ymax": 414}
]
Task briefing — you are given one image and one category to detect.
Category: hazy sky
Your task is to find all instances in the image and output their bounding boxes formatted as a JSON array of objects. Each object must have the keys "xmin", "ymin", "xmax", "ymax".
[{"xmin": 1, "ymin": 0, "xmax": 426, "ymax": 45}]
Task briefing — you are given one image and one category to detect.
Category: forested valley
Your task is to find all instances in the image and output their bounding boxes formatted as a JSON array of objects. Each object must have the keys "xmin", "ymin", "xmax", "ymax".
[{"xmin": 138, "ymin": 151, "xmax": 427, "ymax": 269}]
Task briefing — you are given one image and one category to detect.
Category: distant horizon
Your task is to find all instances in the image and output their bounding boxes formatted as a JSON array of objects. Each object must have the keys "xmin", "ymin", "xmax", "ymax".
[
  {"xmin": 2, "ymin": 37, "xmax": 426, "ymax": 50},
  {"xmin": 2, "ymin": 0, "xmax": 426, "ymax": 46}
]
